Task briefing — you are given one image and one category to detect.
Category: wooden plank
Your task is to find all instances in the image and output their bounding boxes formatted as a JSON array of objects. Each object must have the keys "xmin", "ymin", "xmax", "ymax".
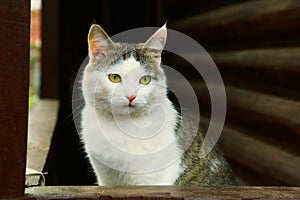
[
  {"xmin": 26, "ymin": 100, "xmax": 59, "ymax": 187},
  {"xmin": 191, "ymin": 84, "xmax": 300, "ymax": 148},
  {"xmin": 201, "ymin": 109, "xmax": 300, "ymax": 186},
  {"xmin": 165, "ymin": 48, "xmax": 300, "ymax": 100},
  {"xmin": 220, "ymin": 77, "xmax": 300, "ymax": 101},
  {"xmin": 224, "ymin": 85, "xmax": 300, "ymax": 131},
  {"xmin": 199, "ymin": 116, "xmax": 300, "ymax": 185},
  {"xmin": 171, "ymin": 80, "xmax": 300, "ymax": 155},
  {"xmin": 24, "ymin": 186, "xmax": 300, "ymax": 199},
  {"xmin": 170, "ymin": 0, "xmax": 300, "ymax": 49},
  {"xmin": 200, "ymin": 115, "xmax": 300, "ymax": 186},
  {"xmin": 219, "ymin": 125, "xmax": 300, "ymax": 186},
  {"xmin": 211, "ymin": 48, "xmax": 300, "ymax": 90},
  {"xmin": 0, "ymin": 0, "xmax": 30, "ymax": 198},
  {"xmin": 218, "ymin": 87, "xmax": 300, "ymax": 183},
  {"xmin": 164, "ymin": 0, "xmax": 246, "ymax": 21},
  {"xmin": 167, "ymin": 47, "xmax": 300, "ymax": 87},
  {"xmin": 224, "ymin": 85, "xmax": 300, "ymax": 153}
]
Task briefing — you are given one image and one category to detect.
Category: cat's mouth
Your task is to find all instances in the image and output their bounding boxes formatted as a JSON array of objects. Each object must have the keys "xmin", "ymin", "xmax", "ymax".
[
  {"xmin": 128, "ymin": 104, "xmax": 135, "ymax": 108},
  {"xmin": 120, "ymin": 103, "xmax": 135, "ymax": 109}
]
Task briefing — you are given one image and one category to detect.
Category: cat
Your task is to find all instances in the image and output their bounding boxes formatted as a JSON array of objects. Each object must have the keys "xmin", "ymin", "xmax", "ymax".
[{"xmin": 80, "ymin": 23, "xmax": 235, "ymax": 186}]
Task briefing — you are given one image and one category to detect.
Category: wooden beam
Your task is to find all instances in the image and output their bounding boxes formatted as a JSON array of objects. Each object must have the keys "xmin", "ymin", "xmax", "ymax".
[
  {"xmin": 199, "ymin": 115, "xmax": 300, "ymax": 185},
  {"xmin": 201, "ymin": 114, "xmax": 300, "ymax": 186},
  {"xmin": 164, "ymin": 0, "xmax": 247, "ymax": 21},
  {"xmin": 41, "ymin": 0, "xmax": 60, "ymax": 98},
  {"xmin": 165, "ymin": 48, "xmax": 300, "ymax": 100},
  {"xmin": 193, "ymin": 84, "xmax": 300, "ymax": 148},
  {"xmin": 170, "ymin": 0, "xmax": 300, "ymax": 49},
  {"xmin": 0, "ymin": 0, "xmax": 30, "ymax": 197},
  {"xmin": 219, "ymin": 125, "xmax": 300, "ymax": 185},
  {"xmin": 24, "ymin": 186, "xmax": 300, "ymax": 199},
  {"xmin": 211, "ymin": 48, "xmax": 300, "ymax": 90},
  {"xmin": 224, "ymin": 85, "xmax": 300, "ymax": 144}
]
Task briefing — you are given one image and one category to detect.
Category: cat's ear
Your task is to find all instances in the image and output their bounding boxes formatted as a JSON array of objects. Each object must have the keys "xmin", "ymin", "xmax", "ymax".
[
  {"xmin": 88, "ymin": 24, "xmax": 115, "ymax": 62},
  {"xmin": 142, "ymin": 24, "xmax": 167, "ymax": 63}
]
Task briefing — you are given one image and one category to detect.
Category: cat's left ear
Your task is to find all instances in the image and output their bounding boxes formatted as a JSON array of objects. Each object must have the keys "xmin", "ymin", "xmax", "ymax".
[
  {"xmin": 88, "ymin": 24, "xmax": 115, "ymax": 62},
  {"xmin": 142, "ymin": 23, "xmax": 167, "ymax": 62}
]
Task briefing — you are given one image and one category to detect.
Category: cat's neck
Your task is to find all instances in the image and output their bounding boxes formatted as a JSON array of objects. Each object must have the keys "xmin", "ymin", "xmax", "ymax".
[
  {"xmin": 89, "ymin": 98, "xmax": 178, "ymax": 140},
  {"xmin": 82, "ymin": 98, "xmax": 179, "ymax": 155}
]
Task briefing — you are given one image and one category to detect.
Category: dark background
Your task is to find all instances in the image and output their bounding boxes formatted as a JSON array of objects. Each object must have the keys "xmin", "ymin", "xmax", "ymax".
[{"xmin": 41, "ymin": 0, "xmax": 300, "ymax": 186}]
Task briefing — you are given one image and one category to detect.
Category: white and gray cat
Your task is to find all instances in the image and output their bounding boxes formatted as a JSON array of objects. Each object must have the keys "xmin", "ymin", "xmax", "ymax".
[{"xmin": 80, "ymin": 23, "xmax": 235, "ymax": 186}]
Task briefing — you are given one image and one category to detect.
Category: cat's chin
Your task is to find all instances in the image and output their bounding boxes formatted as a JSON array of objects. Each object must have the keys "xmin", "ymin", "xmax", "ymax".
[
  {"xmin": 110, "ymin": 105, "xmax": 149, "ymax": 119},
  {"xmin": 118, "ymin": 105, "xmax": 138, "ymax": 114},
  {"xmin": 120, "ymin": 105, "xmax": 136, "ymax": 113}
]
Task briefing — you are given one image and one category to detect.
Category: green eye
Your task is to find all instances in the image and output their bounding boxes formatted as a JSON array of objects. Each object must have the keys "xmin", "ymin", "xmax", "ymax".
[
  {"xmin": 108, "ymin": 74, "xmax": 121, "ymax": 83},
  {"xmin": 139, "ymin": 75, "xmax": 151, "ymax": 85}
]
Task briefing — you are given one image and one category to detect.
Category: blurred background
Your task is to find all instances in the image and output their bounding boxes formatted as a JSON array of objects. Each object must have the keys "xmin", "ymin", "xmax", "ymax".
[{"xmin": 30, "ymin": 0, "xmax": 300, "ymax": 186}]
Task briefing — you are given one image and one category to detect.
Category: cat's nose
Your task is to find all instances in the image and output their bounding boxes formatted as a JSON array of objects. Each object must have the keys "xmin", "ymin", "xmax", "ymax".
[{"xmin": 126, "ymin": 95, "xmax": 136, "ymax": 103}]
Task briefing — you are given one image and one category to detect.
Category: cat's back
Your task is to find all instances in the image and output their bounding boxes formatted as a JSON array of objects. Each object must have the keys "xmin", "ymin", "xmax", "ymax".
[{"xmin": 175, "ymin": 117, "xmax": 236, "ymax": 187}]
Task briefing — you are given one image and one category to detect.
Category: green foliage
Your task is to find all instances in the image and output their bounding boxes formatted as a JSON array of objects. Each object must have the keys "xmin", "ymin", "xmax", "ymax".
[{"xmin": 29, "ymin": 43, "xmax": 41, "ymax": 109}]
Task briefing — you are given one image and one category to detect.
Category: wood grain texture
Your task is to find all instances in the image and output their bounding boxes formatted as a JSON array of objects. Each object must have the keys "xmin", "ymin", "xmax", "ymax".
[
  {"xmin": 219, "ymin": 125, "xmax": 300, "ymax": 186},
  {"xmin": 26, "ymin": 100, "xmax": 59, "ymax": 187},
  {"xmin": 200, "ymin": 116, "xmax": 300, "ymax": 185},
  {"xmin": 195, "ymin": 85, "xmax": 300, "ymax": 185},
  {"xmin": 164, "ymin": 47, "xmax": 300, "ymax": 100},
  {"xmin": 170, "ymin": 0, "xmax": 300, "ymax": 49},
  {"xmin": 211, "ymin": 48, "xmax": 300, "ymax": 92},
  {"xmin": 192, "ymin": 84, "xmax": 300, "ymax": 150},
  {"xmin": 24, "ymin": 186, "xmax": 300, "ymax": 199},
  {"xmin": 0, "ymin": 0, "xmax": 30, "ymax": 198},
  {"xmin": 224, "ymin": 86, "xmax": 300, "ymax": 139}
]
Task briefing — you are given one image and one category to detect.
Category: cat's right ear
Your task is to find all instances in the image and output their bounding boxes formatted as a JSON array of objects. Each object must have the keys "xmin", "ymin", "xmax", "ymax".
[{"xmin": 88, "ymin": 24, "xmax": 115, "ymax": 62}]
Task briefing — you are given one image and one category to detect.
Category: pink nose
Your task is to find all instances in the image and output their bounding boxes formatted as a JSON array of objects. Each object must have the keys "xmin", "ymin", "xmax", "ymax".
[{"xmin": 126, "ymin": 95, "xmax": 136, "ymax": 103}]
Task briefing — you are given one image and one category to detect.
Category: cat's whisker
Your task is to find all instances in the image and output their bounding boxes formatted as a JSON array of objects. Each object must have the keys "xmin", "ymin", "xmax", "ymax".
[
  {"xmin": 71, "ymin": 96, "xmax": 97, "ymax": 102},
  {"xmin": 71, "ymin": 103, "xmax": 85, "ymax": 113},
  {"xmin": 110, "ymin": 99, "xmax": 125, "ymax": 103},
  {"xmin": 72, "ymin": 110, "xmax": 82, "ymax": 122},
  {"xmin": 132, "ymin": 103, "xmax": 146, "ymax": 106},
  {"xmin": 65, "ymin": 102, "xmax": 85, "ymax": 121},
  {"xmin": 72, "ymin": 98, "xmax": 85, "ymax": 102},
  {"xmin": 133, "ymin": 99, "xmax": 147, "ymax": 104}
]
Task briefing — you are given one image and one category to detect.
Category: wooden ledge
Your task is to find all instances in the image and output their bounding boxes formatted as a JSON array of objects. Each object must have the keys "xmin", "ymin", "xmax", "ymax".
[
  {"xmin": 26, "ymin": 99, "xmax": 59, "ymax": 187},
  {"xmin": 25, "ymin": 186, "xmax": 300, "ymax": 199}
]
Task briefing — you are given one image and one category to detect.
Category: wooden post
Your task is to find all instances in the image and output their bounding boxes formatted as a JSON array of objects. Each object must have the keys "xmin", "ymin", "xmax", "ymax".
[
  {"xmin": 41, "ymin": 0, "xmax": 60, "ymax": 98},
  {"xmin": 0, "ymin": 0, "xmax": 30, "ymax": 198}
]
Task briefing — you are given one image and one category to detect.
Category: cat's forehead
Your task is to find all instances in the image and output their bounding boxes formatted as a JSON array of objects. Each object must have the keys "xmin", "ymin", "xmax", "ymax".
[
  {"xmin": 91, "ymin": 42, "xmax": 164, "ymax": 78},
  {"xmin": 109, "ymin": 43, "xmax": 145, "ymax": 64},
  {"xmin": 107, "ymin": 43, "xmax": 158, "ymax": 71},
  {"xmin": 109, "ymin": 56, "xmax": 144, "ymax": 75}
]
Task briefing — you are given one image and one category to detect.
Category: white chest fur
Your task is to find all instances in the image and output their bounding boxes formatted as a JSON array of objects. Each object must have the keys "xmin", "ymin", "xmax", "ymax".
[{"xmin": 80, "ymin": 99, "xmax": 183, "ymax": 185}]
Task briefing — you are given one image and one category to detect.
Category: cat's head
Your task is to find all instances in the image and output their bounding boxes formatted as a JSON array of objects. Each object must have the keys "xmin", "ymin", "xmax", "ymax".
[{"xmin": 82, "ymin": 23, "xmax": 168, "ymax": 118}]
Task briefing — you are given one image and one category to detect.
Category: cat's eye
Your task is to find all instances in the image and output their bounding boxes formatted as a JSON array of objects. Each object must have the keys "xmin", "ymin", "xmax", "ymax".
[
  {"xmin": 108, "ymin": 74, "xmax": 122, "ymax": 83},
  {"xmin": 139, "ymin": 75, "xmax": 151, "ymax": 85}
]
